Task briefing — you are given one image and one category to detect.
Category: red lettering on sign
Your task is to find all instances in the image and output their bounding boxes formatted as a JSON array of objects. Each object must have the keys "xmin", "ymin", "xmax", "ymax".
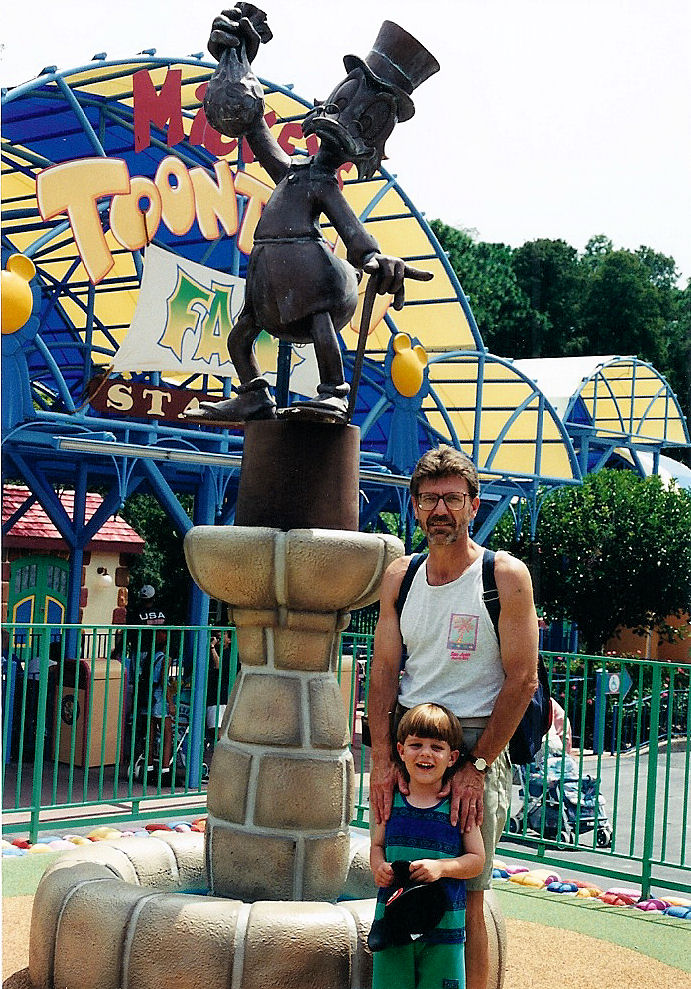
[{"xmin": 133, "ymin": 69, "xmax": 185, "ymax": 152}]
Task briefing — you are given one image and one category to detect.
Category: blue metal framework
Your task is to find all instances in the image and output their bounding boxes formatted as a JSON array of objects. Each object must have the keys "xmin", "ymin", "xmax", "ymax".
[
  {"xmin": 5, "ymin": 56, "xmax": 687, "ymax": 788},
  {"xmin": 1, "ymin": 52, "xmax": 622, "ymax": 629},
  {"xmin": 563, "ymin": 357, "xmax": 690, "ymax": 475}
]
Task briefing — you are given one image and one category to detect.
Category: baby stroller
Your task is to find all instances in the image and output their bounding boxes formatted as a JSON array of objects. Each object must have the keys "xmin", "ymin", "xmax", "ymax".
[
  {"xmin": 133, "ymin": 682, "xmax": 208, "ymax": 785},
  {"xmin": 510, "ymin": 753, "xmax": 612, "ymax": 847}
]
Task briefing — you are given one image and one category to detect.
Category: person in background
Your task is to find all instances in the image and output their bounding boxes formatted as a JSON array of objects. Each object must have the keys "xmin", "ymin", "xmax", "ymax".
[
  {"xmin": 207, "ymin": 628, "xmax": 234, "ymax": 739},
  {"xmin": 149, "ymin": 627, "xmax": 173, "ymax": 774}
]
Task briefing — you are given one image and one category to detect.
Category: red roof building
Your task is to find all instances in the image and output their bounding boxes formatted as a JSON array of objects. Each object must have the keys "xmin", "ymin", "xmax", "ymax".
[
  {"xmin": 2, "ymin": 485, "xmax": 144, "ymax": 553},
  {"xmin": 2, "ymin": 485, "xmax": 144, "ymax": 626}
]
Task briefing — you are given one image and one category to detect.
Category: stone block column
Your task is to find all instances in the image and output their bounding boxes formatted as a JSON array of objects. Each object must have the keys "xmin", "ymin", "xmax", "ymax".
[{"xmin": 184, "ymin": 526, "xmax": 403, "ymax": 902}]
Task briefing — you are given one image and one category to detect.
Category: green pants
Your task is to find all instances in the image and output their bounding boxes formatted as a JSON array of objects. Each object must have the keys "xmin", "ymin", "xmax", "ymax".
[{"xmin": 372, "ymin": 938, "xmax": 465, "ymax": 989}]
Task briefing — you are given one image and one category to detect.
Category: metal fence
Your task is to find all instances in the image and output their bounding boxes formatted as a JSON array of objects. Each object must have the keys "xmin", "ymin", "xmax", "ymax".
[
  {"xmin": 2, "ymin": 623, "xmax": 237, "ymax": 839},
  {"xmin": 2, "ymin": 623, "xmax": 689, "ymax": 898},
  {"xmin": 352, "ymin": 647, "xmax": 691, "ymax": 899}
]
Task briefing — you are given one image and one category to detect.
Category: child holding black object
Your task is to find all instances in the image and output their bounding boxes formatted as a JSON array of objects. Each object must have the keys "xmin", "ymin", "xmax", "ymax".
[{"xmin": 369, "ymin": 703, "xmax": 485, "ymax": 989}]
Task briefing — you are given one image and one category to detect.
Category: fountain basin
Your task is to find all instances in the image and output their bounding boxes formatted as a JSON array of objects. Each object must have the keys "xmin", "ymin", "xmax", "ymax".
[
  {"xmin": 29, "ymin": 832, "xmax": 507, "ymax": 989},
  {"xmin": 184, "ymin": 527, "xmax": 403, "ymax": 902}
]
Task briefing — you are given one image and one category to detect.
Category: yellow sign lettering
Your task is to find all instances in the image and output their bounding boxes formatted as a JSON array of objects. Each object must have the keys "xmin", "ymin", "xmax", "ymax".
[
  {"xmin": 36, "ymin": 155, "xmax": 273, "ymax": 285},
  {"xmin": 107, "ymin": 383, "xmax": 134, "ymax": 411},
  {"xmin": 37, "ymin": 158, "xmax": 130, "ymax": 284},
  {"xmin": 142, "ymin": 389, "xmax": 173, "ymax": 416},
  {"xmin": 110, "ymin": 175, "xmax": 162, "ymax": 251}
]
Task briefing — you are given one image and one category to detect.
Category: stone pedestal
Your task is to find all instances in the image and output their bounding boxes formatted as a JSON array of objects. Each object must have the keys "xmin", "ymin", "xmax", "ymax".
[{"xmin": 184, "ymin": 525, "xmax": 403, "ymax": 901}]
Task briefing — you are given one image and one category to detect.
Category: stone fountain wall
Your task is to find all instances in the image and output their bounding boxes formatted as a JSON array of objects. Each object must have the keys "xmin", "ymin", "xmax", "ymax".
[{"xmin": 28, "ymin": 419, "xmax": 507, "ymax": 989}]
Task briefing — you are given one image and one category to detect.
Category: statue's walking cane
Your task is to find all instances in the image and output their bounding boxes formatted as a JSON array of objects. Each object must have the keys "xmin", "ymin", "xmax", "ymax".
[{"xmin": 345, "ymin": 264, "xmax": 433, "ymax": 423}]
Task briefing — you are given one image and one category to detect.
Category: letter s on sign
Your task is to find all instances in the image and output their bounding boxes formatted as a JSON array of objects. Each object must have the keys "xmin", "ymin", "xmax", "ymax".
[{"xmin": 108, "ymin": 384, "xmax": 134, "ymax": 411}]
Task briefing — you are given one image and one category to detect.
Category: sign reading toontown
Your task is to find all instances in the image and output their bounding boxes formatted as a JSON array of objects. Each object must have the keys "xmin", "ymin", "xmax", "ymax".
[
  {"xmin": 32, "ymin": 67, "xmax": 351, "ymax": 395},
  {"xmin": 35, "ymin": 69, "xmax": 355, "ymax": 286}
]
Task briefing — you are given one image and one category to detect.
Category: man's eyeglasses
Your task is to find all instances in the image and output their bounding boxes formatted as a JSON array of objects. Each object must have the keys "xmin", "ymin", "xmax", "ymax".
[{"xmin": 417, "ymin": 492, "xmax": 469, "ymax": 511}]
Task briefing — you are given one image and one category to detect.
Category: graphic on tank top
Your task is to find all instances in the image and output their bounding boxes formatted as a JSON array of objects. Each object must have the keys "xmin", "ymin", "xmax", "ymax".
[{"xmin": 447, "ymin": 613, "xmax": 479, "ymax": 661}]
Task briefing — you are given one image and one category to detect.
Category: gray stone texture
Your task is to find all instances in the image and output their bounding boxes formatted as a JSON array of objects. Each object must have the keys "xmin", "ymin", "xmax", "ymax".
[
  {"xmin": 241, "ymin": 901, "xmax": 352, "ymax": 989},
  {"xmin": 273, "ymin": 626, "xmax": 333, "ymax": 670},
  {"xmin": 337, "ymin": 898, "xmax": 376, "ymax": 989},
  {"xmin": 146, "ymin": 831, "xmax": 208, "ymax": 889},
  {"xmin": 29, "ymin": 860, "xmax": 114, "ymax": 989},
  {"xmin": 184, "ymin": 526, "xmax": 277, "ymax": 607},
  {"xmin": 254, "ymin": 755, "xmax": 346, "ymax": 829},
  {"xmin": 206, "ymin": 743, "xmax": 252, "ymax": 823},
  {"xmin": 285, "ymin": 609, "xmax": 339, "ymax": 632},
  {"xmin": 226, "ymin": 673, "xmax": 302, "ymax": 745},
  {"xmin": 232, "ymin": 607, "xmax": 279, "ymax": 628},
  {"xmin": 207, "ymin": 823, "xmax": 296, "ymax": 900},
  {"xmin": 185, "ymin": 527, "xmax": 403, "ymax": 614},
  {"xmin": 43, "ymin": 841, "xmax": 139, "ymax": 883},
  {"xmin": 102, "ymin": 835, "xmax": 181, "ymax": 889},
  {"xmin": 124, "ymin": 892, "xmax": 243, "ymax": 989},
  {"xmin": 341, "ymin": 832, "xmax": 376, "ymax": 900},
  {"xmin": 53, "ymin": 879, "xmax": 150, "ymax": 989},
  {"xmin": 309, "ymin": 676, "xmax": 351, "ymax": 748},
  {"xmin": 302, "ymin": 831, "xmax": 351, "ymax": 901},
  {"xmin": 282, "ymin": 530, "xmax": 402, "ymax": 612},
  {"xmin": 235, "ymin": 625, "xmax": 267, "ymax": 666}
]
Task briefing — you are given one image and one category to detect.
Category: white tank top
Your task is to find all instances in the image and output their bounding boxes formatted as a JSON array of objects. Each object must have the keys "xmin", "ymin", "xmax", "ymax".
[{"xmin": 398, "ymin": 552, "xmax": 505, "ymax": 717}]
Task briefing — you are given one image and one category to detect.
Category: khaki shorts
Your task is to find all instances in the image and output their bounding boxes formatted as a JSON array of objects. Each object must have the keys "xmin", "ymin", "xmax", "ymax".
[
  {"xmin": 458, "ymin": 724, "xmax": 512, "ymax": 891},
  {"xmin": 392, "ymin": 706, "xmax": 512, "ymax": 892}
]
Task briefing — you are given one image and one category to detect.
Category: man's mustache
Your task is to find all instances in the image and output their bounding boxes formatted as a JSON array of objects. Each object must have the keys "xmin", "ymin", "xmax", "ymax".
[{"xmin": 427, "ymin": 515, "xmax": 455, "ymax": 526}]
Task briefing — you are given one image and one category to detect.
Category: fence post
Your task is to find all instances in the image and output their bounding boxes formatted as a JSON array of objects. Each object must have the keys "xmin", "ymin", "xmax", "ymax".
[
  {"xmin": 610, "ymin": 703, "xmax": 618, "ymax": 756},
  {"xmin": 641, "ymin": 663, "xmax": 662, "ymax": 899},
  {"xmin": 30, "ymin": 630, "xmax": 51, "ymax": 843},
  {"xmin": 593, "ymin": 668, "xmax": 607, "ymax": 755}
]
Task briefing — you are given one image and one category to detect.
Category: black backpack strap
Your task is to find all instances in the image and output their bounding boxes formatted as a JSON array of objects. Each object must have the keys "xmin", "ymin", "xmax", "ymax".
[
  {"xmin": 394, "ymin": 552, "xmax": 427, "ymax": 672},
  {"xmin": 481, "ymin": 549, "xmax": 500, "ymax": 639},
  {"xmin": 395, "ymin": 552, "xmax": 428, "ymax": 620}
]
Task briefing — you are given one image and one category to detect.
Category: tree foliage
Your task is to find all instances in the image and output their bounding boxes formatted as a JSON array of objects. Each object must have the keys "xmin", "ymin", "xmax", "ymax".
[
  {"xmin": 581, "ymin": 249, "xmax": 667, "ymax": 367},
  {"xmin": 431, "ymin": 222, "xmax": 691, "ymax": 431},
  {"xmin": 121, "ymin": 492, "xmax": 193, "ymax": 624},
  {"xmin": 491, "ymin": 471, "xmax": 691, "ymax": 652},
  {"xmin": 429, "ymin": 220, "xmax": 542, "ymax": 357},
  {"xmin": 511, "ymin": 238, "xmax": 586, "ymax": 357}
]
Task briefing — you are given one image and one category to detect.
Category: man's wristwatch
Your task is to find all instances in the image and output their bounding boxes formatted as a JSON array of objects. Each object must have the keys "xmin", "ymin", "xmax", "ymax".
[{"xmin": 470, "ymin": 756, "xmax": 489, "ymax": 773}]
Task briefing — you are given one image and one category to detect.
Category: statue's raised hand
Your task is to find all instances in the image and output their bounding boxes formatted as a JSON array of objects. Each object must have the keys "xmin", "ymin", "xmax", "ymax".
[
  {"xmin": 208, "ymin": 4, "xmax": 272, "ymax": 63},
  {"xmin": 205, "ymin": 4, "xmax": 272, "ymax": 137}
]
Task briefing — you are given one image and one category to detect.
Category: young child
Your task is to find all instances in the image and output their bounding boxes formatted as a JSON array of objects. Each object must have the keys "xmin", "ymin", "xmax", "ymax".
[{"xmin": 369, "ymin": 703, "xmax": 485, "ymax": 989}]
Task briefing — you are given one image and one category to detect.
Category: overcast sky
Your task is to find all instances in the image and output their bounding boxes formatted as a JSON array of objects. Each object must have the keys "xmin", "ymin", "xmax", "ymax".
[{"xmin": 2, "ymin": 0, "xmax": 690, "ymax": 281}]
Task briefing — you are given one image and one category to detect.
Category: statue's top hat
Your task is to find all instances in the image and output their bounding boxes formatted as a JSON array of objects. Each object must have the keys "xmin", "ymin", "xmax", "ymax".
[{"xmin": 343, "ymin": 21, "xmax": 439, "ymax": 122}]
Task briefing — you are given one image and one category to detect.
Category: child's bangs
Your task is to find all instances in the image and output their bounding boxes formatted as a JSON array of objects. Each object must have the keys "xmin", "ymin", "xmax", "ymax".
[{"xmin": 398, "ymin": 703, "xmax": 463, "ymax": 750}]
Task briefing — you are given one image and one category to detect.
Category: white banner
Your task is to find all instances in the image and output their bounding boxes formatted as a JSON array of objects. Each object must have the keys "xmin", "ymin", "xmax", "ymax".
[
  {"xmin": 113, "ymin": 245, "xmax": 242, "ymax": 376},
  {"xmin": 112, "ymin": 245, "xmax": 320, "ymax": 395}
]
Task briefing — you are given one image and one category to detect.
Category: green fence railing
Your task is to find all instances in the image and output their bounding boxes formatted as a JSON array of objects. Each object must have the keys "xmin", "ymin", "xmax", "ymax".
[
  {"xmin": 2, "ymin": 623, "xmax": 689, "ymax": 898},
  {"xmin": 2, "ymin": 623, "xmax": 238, "ymax": 839}
]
